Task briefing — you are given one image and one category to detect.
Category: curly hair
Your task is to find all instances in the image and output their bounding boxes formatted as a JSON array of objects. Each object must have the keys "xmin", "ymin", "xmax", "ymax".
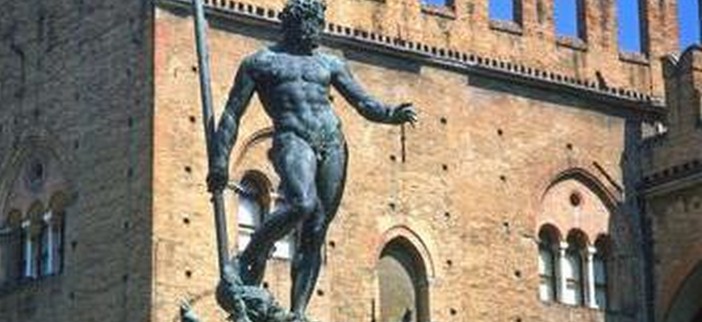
[{"xmin": 280, "ymin": 0, "xmax": 326, "ymax": 27}]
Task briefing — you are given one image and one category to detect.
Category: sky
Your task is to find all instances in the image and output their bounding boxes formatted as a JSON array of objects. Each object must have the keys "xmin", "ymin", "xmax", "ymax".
[{"xmin": 427, "ymin": 0, "xmax": 702, "ymax": 53}]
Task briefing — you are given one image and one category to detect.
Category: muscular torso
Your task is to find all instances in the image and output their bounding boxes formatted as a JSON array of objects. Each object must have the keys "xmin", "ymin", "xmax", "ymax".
[{"xmin": 248, "ymin": 48, "xmax": 342, "ymax": 146}]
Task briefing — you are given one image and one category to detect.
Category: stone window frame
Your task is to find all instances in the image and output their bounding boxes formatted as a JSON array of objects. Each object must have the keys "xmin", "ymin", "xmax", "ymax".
[
  {"xmin": 1, "ymin": 197, "xmax": 67, "ymax": 291},
  {"xmin": 536, "ymin": 224, "xmax": 612, "ymax": 311}
]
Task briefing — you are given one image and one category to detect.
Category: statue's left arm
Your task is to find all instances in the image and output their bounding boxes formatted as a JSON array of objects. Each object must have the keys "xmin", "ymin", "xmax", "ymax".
[{"xmin": 329, "ymin": 56, "xmax": 417, "ymax": 125}]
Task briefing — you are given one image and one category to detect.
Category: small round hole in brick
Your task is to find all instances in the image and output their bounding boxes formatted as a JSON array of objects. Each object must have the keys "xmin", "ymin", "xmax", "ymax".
[
  {"xmin": 389, "ymin": 154, "xmax": 396, "ymax": 162},
  {"xmin": 183, "ymin": 217, "xmax": 191, "ymax": 225},
  {"xmin": 389, "ymin": 202, "xmax": 396, "ymax": 210},
  {"xmin": 263, "ymin": 282, "xmax": 269, "ymax": 289},
  {"xmin": 329, "ymin": 241, "xmax": 336, "ymax": 248},
  {"xmin": 185, "ymin": 166, "xmax": 192, "ymax": 174},
  {"xmin": 569, "ymin": 192, "xmax": 582, "ymax": 207},
  {"xmin": 514, "ymin": 270, "xmax": 522, "ymax": 278},
  {"xmin": 189, "ymin": 116, "xmax": 197, "ymax": 124},
  {"xmin": 191, "ymin": 65, "xmax": 198, "ymax": 73},
  {"xmin": 497, "ymin": 129, "xmax": 504, "ymax": 136},
  {"xmin": 450, "ymin": 308, "xmax": 457, "ymax": 316},
  {"xmin": 515, "ymin": 318, "xmax": 522, "ymax": 322},
  {"xmin": 500, "ymin": 175, "xmax": 507, "ymax": 182},
  {"xmin": 316, "ymin": 289, "xmax": 325, "ymax": 297},
  {"xmin": 442, "ymin": 164, "xmax": 449, "ymax": 171},
  {"xmin": 440, "ymin": 117, "xmax": 447, "ymax": 125},
  {"xmin": 185, "ymin": 270, "xmax": 193, "ymax": 278},
  {"xmin": 446, "ymin": 259, "xmax": 453, "ymax": 267},
  {"xmin": 444, "ymin": 212, "xmax": 451, "ymax": 220},
  {"xmin": 566, "ymin": 143, "xmax": 573, "ymax": 150}
]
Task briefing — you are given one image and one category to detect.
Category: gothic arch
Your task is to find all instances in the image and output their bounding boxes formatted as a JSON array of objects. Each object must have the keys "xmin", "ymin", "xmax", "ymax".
[
  {"xmin": 664, "ymin": 260, "xmax": 702, "ymax": 322},
  {"xmin": 541, "ymin": 167, "xmax": 619, "ymax": 213},
  {"xmin": 232, "ymin": 127, "xmax": 274, "ymax": 169},
  {"xmin": 376, "ymin": 225, "xmax": 435, "ymax": 279},
  {"xmin": 377, "ymin": 235, "xmax": 431, "ymax": 322},
  {"xmin": 0, "ymin": 128, "xmax": 76, "ymax": 217}
]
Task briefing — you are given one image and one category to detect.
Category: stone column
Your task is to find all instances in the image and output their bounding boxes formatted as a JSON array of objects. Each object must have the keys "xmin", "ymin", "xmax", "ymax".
[
  {"xmin": 558, "ymin": 241, "xmax": 569, "ymax": 303},
  {"xmin": 586, "ymin": 246, "xmax": 597, "ymax": 308},
  {"xmin": 42, "ymin": 211, "xmax": 54, "ymax": 274},
  {"xmin": 21, "ymin": 219, "xmax": 32, "ymax": 278}
]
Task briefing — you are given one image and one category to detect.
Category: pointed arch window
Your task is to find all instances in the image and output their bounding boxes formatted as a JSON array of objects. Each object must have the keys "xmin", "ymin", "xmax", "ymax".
[
  {"xmin": 377, "ymin": 237, "xmax": 430, "ymax": 322},
  {"xmin": 562, "ymin": 231, "xmax": 587, "ymax": 306}
]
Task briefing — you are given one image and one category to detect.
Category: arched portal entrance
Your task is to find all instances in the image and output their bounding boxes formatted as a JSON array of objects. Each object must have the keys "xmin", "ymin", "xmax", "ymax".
[
  {"xmin": 665, "ymin": 261, "xmax": 702, "ymax": 322},
  {"xmin": 377, "ymin": 237, "xmax": 429, "ymax": 322}
]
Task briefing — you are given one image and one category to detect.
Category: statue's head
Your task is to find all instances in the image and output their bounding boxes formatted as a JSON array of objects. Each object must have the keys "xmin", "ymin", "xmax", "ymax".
[{"xmin": 280, "ymin": 0, "xmax": 326, "ymax": 51}]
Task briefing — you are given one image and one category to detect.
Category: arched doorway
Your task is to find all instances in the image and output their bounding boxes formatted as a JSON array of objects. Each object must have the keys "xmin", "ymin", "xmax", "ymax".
[
  {"xmin": 665, "ymin": 261, "xmax": 702, "ymax": 322},
  {"xmin": 377, "ymin": 237, "xmax": 430, "ymax": 322}
]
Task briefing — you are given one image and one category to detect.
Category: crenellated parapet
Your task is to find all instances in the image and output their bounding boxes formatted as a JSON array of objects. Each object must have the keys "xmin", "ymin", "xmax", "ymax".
[
  {"xmin": 158, "ymin": 0, "xmax": 667, "ymax": 114},
  {"xmin": 642, "ymin": 46, "xmax": 702, "ymax": 182},
  {"xmin": 161, "ymin": 0, "xmax": 681, "ymax": 98}
]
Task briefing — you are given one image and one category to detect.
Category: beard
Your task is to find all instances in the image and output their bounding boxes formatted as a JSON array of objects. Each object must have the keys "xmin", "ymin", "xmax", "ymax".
[{"xmin": 284, "ymin": 30, "xmax": 320, "ymax": 52}]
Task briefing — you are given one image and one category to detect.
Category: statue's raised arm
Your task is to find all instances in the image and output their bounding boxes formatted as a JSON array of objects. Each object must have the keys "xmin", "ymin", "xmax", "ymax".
[{"xmin": 329, "ymin": 56, "xmax": 417, "ymax": 126}]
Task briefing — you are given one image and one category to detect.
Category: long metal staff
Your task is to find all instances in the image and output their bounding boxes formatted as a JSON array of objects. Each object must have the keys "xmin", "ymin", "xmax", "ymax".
[{"xmin": 192, "ymin": 0, "xmax": 229, "ymax": 279}]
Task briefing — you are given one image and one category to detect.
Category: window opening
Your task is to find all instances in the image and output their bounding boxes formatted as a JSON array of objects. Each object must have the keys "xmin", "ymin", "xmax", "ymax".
[
  {"xmin": 555, "ymin": 0, "xmax": 585, "ymax": 39},
  {"xmin": 538, "ymin": 226, "xmax": 559, "ymax": 302},
  {"xmin": 617, "ymin": 0, "xmax": 645, "ymax": 52},
  {"xmin": 679, "ymin": 0, "xmax": 701, "ymax": 51},
  {"xmin": 490, "ymin": 0, "xmax": 520, "ymax": 23}
]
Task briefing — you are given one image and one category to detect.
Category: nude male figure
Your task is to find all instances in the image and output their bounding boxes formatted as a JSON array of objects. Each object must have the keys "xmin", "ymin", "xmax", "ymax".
[{"xmin": 207, "ymin": 0, "xmax": 417, "ymax": 319}]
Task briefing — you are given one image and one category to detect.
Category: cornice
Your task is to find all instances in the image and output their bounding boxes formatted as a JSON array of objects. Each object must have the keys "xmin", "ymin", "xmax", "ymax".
[
  {"xmin": 155, "ymin": 0, "xmax": 666, "ymax": 120},
  {"xmin": 642, "ymin": 159, "xmax": 702, "ymax": 196}
]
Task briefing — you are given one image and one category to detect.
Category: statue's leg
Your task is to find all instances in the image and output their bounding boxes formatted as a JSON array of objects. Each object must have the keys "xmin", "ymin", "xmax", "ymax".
[
  {"xmin": 240, "ymin": 135, "xmax": 319, "ymax": 286},
  {"xmin": 290, "ymin": 142, "xmax": 348, "ymax": 316}
]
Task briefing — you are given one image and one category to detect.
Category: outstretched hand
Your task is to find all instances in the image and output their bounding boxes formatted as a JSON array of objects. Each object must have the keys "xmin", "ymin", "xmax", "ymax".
[{"xmin": 390, "ymin": 103, "xmax": 418, "ymax": 126}]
